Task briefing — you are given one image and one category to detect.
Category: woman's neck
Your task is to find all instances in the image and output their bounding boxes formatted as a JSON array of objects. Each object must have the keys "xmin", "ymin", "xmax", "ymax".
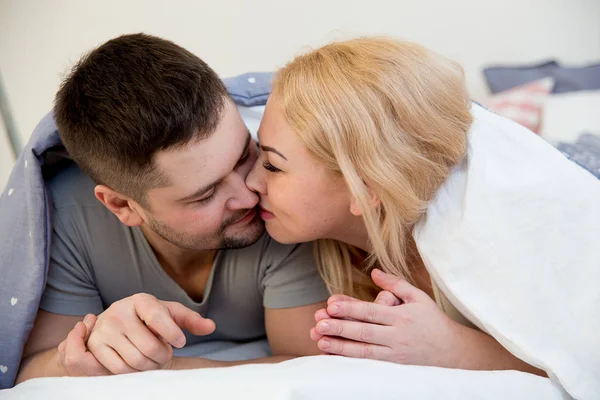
[
  {"xmin": 330, "ymin": 215, "xmax": 371, "ymax": 252},
  {"xmin": 333, "ymin": 220, "xmax": 435, "ymax": 299}
]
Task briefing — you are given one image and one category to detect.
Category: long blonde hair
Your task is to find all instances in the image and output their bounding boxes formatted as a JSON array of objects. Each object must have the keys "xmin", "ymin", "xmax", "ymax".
[{"xmin": 272, "ymin": 37, "xmax": 473, "ymax": 299}]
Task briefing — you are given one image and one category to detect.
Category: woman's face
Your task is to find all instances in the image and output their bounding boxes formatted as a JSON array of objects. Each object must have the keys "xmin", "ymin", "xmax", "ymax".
[{"xmin": 246, "ymin": 98, "xmax": 357, "ymax": 244}]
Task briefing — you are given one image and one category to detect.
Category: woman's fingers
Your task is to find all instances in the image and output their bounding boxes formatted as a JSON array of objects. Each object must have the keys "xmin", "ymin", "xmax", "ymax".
[
  {"xmin": 374, "ymin": 290, "xmax": 402, "ymax": 306},
  {"xmin": 317, "ymin": 336, "xmax": 390, "ymax": 360},
  {"xmin": 327, "ymin": 300, "xmax": 396, "ymax": 326},
  {"xmin": 315, "ymin": 318, "xmax": 390, "ymax": 346},
  {"xmin": 371, "ymin": 269, "xmax": 424, "ymax": 303},
  {"xmin": 327, "ymin": 294, "xmax": 360, "ymax": 304}
]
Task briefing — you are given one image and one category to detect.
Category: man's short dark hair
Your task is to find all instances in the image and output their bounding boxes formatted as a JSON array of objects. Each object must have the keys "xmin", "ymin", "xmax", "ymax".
[{"xmin": 54, "ymin": 33, "xmax": 228, "ymax": 202}]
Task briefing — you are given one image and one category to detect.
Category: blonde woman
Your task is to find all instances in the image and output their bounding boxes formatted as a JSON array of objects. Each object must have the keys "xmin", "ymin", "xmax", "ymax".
[{"xmin": 245, "ymin": 37, "xmax": 545, "ymax": 374}]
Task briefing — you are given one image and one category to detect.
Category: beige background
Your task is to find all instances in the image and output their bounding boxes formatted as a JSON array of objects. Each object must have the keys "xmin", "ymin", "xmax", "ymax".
[{"xmin": 1, "ymin": 0, "xmax": 599, "ymax": 190}]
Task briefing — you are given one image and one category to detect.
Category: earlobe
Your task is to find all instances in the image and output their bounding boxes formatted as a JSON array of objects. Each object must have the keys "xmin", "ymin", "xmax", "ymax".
[
  {"xmin": 349, "ymin": 190, "xmax": 381, "ymax": 217},
  {"xmin": 349, "ymin": 200, "xmax": 363, "ymax": 217},
  {"xmin": 94, "ymin": 185, "xmax": 144, "ymax": 227}
]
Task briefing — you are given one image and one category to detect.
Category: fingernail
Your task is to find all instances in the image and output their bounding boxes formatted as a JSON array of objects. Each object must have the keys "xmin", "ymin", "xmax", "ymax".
[
  {"xmin": 329, "ymin": 305, "xmax": 340, "ymax": 315},
  {"xmin": 373, "ymin": 268, "xmax": 383, "ymax": 276},
  {"xmin": 319, "ymin": 339, "xmax": 331, "ymax": 350},
  {"xmin": 83, "ymin": 315, "xmax": 91, "ymax": 324},
  {"xmin": 174, "ymin": 336, "xmax": 185, "ymax": 348},
  {"xmin": 317, "ymin": 321, "xmax": 330, "ymax": 333}
]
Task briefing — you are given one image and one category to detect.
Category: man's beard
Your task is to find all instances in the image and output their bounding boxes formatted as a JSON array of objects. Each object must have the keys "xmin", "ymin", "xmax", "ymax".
[{"xmin": 146, "ymin": 208, "xmax": 265, "ymax": 251}]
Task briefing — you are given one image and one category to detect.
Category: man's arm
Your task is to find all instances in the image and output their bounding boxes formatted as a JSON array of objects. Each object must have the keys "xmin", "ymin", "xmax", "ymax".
[
  {"xmin": 168, "ymin": 301, "xmax": 326, "ymax": 370},
  {"xmin": 265, "ymin": 302, "xmax": 325, "ymax": 356},
  {"xmin": 18, "ymin": 301, "xmax": 326, "ymax": 380},
  {"xmin": 16, "ymin": 310, "xmax": 95, "ymax": 384},
  {"xmin": 18, "ymin": 293, "xmax": 217, "ymax": 382}
]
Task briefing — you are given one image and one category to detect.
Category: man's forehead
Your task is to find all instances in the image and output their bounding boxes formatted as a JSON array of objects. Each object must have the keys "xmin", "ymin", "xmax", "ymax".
[{"xmin": 155, "ymin": 124, "xmax": 248, "ymax": 194}]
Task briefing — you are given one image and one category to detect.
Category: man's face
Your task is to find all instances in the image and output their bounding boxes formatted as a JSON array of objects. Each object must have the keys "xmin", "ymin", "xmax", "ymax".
[{"xmin": 139, "ymin": 100, "xmax": 264, "ymax": 250}]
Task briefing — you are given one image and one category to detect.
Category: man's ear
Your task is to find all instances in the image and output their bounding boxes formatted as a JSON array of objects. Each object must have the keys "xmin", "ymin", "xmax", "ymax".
[
  {"xmin": 349, "ymin": 189, "xmax": 381, "ymax": 217},
  {"xmin": 94, "ymin": 185, "xmax": 144, "ymax": 227}
]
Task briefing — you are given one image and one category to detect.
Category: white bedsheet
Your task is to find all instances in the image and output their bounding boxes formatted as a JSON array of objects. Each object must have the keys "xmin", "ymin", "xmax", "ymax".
[{"xmin": 1, "ymin": 356, "xmax": 569, "ymax": 400}]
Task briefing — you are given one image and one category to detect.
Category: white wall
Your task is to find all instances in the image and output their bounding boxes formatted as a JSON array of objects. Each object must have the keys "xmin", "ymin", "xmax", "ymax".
[{"xmin": 0, "ymin": 0, "xmax": 599, "ymax": 169}]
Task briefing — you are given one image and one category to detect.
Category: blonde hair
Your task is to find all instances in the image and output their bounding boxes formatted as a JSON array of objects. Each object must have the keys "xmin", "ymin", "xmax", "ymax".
[{"xmin": 272, "ymin": 37, "xmax": 473, "ymax": 300}]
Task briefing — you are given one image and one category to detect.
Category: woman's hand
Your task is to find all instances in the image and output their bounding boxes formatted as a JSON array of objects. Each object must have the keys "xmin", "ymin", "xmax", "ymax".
[{"xmin": 310, "ymin": 269, "xmax": 466, "ymax": 368}]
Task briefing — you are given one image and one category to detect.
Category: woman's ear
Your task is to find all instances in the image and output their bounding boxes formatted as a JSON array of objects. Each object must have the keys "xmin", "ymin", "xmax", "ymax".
[
  {"xmin": 94, "ymin": 185, "xmax": 144, "ymax": 227},
  {"xmin": 349, "ymin": 189, "xmax": 381, "ymax": 217}
]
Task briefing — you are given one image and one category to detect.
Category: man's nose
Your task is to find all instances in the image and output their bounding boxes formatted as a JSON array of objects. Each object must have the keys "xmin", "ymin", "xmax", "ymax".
[{"xmin": 246, "ymin": 159, "xmax": 266, "ymax": 196}]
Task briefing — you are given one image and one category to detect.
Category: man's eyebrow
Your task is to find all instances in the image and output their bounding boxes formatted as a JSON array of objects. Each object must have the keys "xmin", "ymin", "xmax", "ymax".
[
  {"xmin": 178, "ymin": 132, "xmax": 252, "ymax": 202},
  {"xmin": 178, "ymin": 180, "xmax": 219, "ymax": 203},
  {"xmin": 260, "ymin": 145, "xmax": 287, "ymax": 161}
]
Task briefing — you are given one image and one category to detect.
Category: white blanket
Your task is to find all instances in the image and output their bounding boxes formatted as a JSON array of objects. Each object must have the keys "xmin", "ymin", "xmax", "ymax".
[
  {"xmin": 414, "ymin": 104, "xmax": 600, "ymax": 400},
  {"xmin": 2, "ymin": 356, "xmax": 569, "ymax": 400}
]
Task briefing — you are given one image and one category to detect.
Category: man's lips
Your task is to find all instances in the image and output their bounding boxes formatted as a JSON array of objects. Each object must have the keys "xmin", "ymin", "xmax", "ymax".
[{"xmin": 231, "ymin": 208, "xmax": 257, "ymax": 225}]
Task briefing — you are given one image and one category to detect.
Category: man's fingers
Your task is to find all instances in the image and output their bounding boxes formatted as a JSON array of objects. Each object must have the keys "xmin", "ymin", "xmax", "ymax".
[
  {"xmin": 317, "ymin": 336, "xmax": 390, "ymax": 360},
  {"xmin": 374, "ymin": 290, "xmax": 402, "ymax": 306},
  {"xmin": 125, "ymin": 319, "xmax": 173, "ymax": 365},
  {"xmin": 162, "ymin": 301, "xmax": 216, "ymax": 337},
  {"xmin": 82, "ymin": 314, "xmax": 97, "ymax": 341},
  {"xmin": 88, "ymin": 344, "xmax": 138, "ymax": 375},
  {"xmin": 63, "ymin": 322, "xmax": 110, "ymax": 377},
  {"xmin": 132, "ymin": 296, "xmax": 188, "ymax": 348},
  {"xmin": 327, "ymin": 300, "xmax": 396, "ymax": 326},
  {"xmin": 371, "ymin": 269, "xmax": 422, "ymax": 303},
  {"xmin": 65, "ymin": 322, "xmax": 89, "ymax": 356},
  {"xmin": 108, "ymin": 334, "xmax": 161, "ymax": 371},
  {"xmin": 315, "ymin": 319, "xmax": 390, "ymax": 346}
]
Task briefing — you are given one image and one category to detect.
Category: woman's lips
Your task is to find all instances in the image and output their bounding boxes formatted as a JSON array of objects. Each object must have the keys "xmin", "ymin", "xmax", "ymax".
[{"xmin": 259, "ymin": 206, "xmax": 275, "ymax": 220}]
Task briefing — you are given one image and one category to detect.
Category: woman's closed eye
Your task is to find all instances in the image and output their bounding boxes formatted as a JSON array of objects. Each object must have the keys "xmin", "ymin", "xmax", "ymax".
[{"xmin": 263, "ymin": 160, "xmax": 282, "ymax": 173}]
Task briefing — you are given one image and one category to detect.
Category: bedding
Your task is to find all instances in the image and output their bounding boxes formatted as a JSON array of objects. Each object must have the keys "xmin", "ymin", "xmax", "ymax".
[
  {"xmin": 1, "ymin": 76, "xmax": 598, "ymax": 399},
  {"xmin": 414, "ymin": 104, "xmax": 600, "ymax": 400},
  {"xmin": 483, "ymin": 61, "xmax": 600, "ymax": 94},
  {"xmin": 1, "ymin": 356, "xmax": 570, "ymax": 400}
]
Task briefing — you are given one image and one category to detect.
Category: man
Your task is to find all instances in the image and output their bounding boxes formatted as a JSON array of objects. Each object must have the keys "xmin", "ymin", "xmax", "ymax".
[{"xmin": 16, "ymin": 33, "xmax": 328, "ymax": 382}]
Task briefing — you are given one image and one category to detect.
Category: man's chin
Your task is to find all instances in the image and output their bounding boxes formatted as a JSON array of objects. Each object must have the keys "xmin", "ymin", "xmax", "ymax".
[{"xmin": 219, "ymin": 218, "xmax": 265, "ymax": 249}]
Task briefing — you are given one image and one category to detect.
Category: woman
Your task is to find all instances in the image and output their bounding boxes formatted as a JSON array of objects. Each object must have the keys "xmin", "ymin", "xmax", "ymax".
[{"xmin": 245, "ymin": 37, "xmax": 545, "ymax": 374}]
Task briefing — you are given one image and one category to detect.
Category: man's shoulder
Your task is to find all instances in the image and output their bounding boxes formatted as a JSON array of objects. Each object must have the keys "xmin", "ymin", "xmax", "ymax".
[{"xmin": 47, "ymin": 163, "xmax": 103, "ymax": 210}]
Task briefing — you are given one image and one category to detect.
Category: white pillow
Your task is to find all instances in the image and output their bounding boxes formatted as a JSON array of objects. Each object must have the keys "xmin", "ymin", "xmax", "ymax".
[
  {"xmin": 238, "ymin": 105, "xmax": 266, "ymax": 141},
  {"xmin": 541, "ymin": 90, "xmax": 600, "ymax": 144}
]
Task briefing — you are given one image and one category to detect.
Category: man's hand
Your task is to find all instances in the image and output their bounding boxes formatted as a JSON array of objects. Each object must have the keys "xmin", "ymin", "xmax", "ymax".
[
  {"xmin": 56, "ymin": 314, "xmax": 111, "ymax": 377},
  {"xmin": 87, "ymin": 293, "xmax": 215, "ymax": 374}
]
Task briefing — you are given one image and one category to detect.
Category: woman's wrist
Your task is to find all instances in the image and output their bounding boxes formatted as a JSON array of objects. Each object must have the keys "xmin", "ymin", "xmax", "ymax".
[{"xmin": 452, "ymin": 325, "xmax": 546, "ymax": 376}]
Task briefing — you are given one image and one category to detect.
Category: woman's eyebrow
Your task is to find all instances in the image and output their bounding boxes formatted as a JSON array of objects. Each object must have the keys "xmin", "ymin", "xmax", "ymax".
[{"xmin": 260, "ymin": 145, "xmax": 287, "ymax": 161}]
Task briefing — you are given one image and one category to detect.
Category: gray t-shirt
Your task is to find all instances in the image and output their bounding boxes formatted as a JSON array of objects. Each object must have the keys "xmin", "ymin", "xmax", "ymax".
[{"xmin": 40, "ymin": 165, "xmax": 329, "ymax": 345}]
